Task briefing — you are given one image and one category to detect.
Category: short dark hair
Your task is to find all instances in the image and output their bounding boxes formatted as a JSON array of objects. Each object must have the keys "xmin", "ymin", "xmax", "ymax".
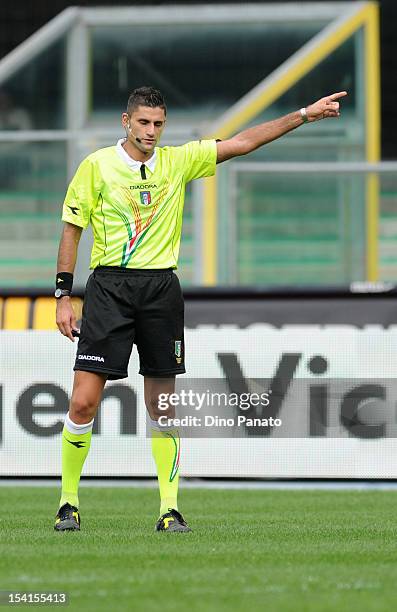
[{"xmin": 126, "ymin": 87, "xmax": 167, "ymax": 116}]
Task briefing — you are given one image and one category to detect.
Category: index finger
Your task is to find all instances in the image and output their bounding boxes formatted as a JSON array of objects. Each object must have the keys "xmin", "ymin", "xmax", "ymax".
[
  {"xmin": 329, "ymin": 91, "xmax": 348, "ymax": 101},
  {"xmin": 63, "ymin": 318, "xmax": 75, "ymax": 342},
  {"xmin": 57, "ymin": 322, "xmax": 73, "ymax": 342},
  {"xmin": 65, "ymin": 326, "xmax": 75, "ymax": 342}
]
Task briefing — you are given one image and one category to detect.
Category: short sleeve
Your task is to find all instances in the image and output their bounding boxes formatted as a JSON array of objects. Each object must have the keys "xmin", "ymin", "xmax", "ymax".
[
  {"xmin": 62, "ymin": 158, "xmax": 100, "ymax": 229},
  {"xmin": 179, "ymin": 139, "xmax": 217, "ymax": 183}
]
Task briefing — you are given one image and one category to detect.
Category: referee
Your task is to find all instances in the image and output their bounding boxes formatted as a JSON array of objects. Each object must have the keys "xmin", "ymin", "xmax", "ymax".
[{"xmin": 54, "ymin": 86, "xmax": 346, "ymax": 532}]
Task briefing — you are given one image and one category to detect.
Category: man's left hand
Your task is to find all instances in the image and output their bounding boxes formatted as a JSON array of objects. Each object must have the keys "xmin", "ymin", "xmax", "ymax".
[{"xmin": 306, "ymin": 91, "xmax": 348, "ymax": 122}]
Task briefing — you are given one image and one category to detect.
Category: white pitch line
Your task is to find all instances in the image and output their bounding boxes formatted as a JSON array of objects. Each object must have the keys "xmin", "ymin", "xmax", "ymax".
[{"xmin": 1, "ymin": 479, "xmax": 397, "ymax": 490}]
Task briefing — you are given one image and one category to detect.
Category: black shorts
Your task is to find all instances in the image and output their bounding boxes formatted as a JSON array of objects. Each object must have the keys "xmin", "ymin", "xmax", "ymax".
[{"xmin": 74, "ymin": 266, "xmax": 185, "ymax": 380}]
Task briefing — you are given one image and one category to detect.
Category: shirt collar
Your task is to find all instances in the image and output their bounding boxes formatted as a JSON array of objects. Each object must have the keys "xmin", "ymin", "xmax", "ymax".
[{"xmin": 116, "ymin": 138, "xmax": 157, "ymax": 174}]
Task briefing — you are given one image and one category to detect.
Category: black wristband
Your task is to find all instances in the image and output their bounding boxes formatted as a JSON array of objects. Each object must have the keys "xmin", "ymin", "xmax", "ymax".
[{"xmin": 56, "ymin": 272, "xmax": 73, "ymax": 292}]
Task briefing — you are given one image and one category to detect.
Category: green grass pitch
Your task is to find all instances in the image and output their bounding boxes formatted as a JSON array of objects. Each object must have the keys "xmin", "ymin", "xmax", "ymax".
[{"xmin": 1, "ymin": 486, "xmax": 397, "ymax": 611}]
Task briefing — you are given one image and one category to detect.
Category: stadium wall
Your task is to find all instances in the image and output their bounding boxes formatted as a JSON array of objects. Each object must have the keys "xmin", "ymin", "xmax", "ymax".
[{"xmin": 1, "ymin": 289, "xmax": 397, "ymax": 478}]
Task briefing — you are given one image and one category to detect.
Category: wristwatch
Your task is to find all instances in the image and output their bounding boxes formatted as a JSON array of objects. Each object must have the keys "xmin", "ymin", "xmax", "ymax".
[{"xmin": 55, "ymin": 289, "xmax": 71, "ymax": 299}]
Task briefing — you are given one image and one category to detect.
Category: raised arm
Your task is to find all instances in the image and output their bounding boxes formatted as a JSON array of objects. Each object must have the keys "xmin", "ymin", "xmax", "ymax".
[
  {"xmin": 216, "ymin": 91, "xmax": 347, "ymax": 164},
  {"xmin": 56, "ymin": 221, "xmax": 83, "ymax": 342}
]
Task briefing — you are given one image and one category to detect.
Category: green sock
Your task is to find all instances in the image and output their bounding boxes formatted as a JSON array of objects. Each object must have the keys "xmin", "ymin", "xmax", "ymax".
[
  {"xmin": 59, "ymin": 424, "xmax": 92, "ymax": 509},
  {"xmin": 151, "ymin": 425, "xmax": 180, "ymax": 516}
]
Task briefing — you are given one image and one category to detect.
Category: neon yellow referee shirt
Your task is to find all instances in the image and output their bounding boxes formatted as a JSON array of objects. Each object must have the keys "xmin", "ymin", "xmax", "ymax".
[{"xmin": 62, "ymin": 139, "xmax": 217, "ymax": 269}]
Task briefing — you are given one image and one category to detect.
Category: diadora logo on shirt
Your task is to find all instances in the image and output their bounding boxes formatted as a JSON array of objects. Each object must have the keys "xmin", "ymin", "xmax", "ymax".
[
  {"xmin": 78, "ymin": 354, "xmax": 105, "ymax": 362},
  {"xmin": 130, "ymin": 184, "xmax": 157, "ymax": 190},
  {"xmin": 67, "ymin": 204, "xmax": 79, "ymax": 215}
]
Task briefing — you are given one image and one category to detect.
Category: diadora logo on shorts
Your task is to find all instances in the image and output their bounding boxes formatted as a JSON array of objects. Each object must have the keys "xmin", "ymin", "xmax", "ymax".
[{"xmin": 78, "ymin": 354, "xmax": 105, "ymax": 362}]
